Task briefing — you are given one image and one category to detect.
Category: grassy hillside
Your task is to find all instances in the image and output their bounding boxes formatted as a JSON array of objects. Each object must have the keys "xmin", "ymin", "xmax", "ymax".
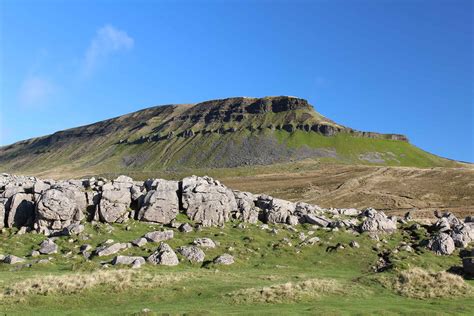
[
  {"xmin": 1, "ymin": 220, "xmax": 473, "ymax": 315},
  {"xmin": 0, "ymin": 96, "xmax": 458, "ymax": 178}
]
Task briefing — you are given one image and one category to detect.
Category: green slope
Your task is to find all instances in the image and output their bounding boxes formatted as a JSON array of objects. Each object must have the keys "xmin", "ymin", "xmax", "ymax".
[{"xmin": 0, "ymin": 96, "xmax": 458, "ymax": 178}]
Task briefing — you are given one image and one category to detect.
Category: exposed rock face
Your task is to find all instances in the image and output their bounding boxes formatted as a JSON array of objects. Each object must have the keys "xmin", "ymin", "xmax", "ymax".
[
  {"xmin": 451, "ymin": 225, "xmax": 474, "ymax": 248},
  {"xmin": 256, "ymin": 196, "xmax": 296, "ymax": 225},
  {"xmin": 0, "ymin": 199, "xmax": 5, "ymax": 229},
  {"xmin": 6, "ymin": 193, "xmax": 35, "ymax": 228},
  {"xmin": 305, "ymin": 214, "xmax": 331, "ymax": 227},
  {"xmin": 359, "ymin": 208, "xmax": 397, "ymax": 233},
  {"xmin": 428, "ymin": 233, "xmax": 455, "ymax": 255},
  {"xmin": 177, "ymin": 246, "xmax": 205, "ymax": 263},
  {"xmin": 233, "ymin": 191, "xmax": 259, "ymax": 223},
  {"xmin": 147, "ymin": 242, "xmax": 179, "ymax": 266},
  {"xmin": 137, "ymin": 180, "xmax": 179, "ymax": 224},
  {"xmin": 35, "ymin": 186, "xmax": 85, "ymax": 233},
  {"xmin": 99, "ymin": 178, "xmax": 134, "ymax": 223},
  {"xmin": 181, "ymin": 176, "xmax": 237, "ymax": 227}
]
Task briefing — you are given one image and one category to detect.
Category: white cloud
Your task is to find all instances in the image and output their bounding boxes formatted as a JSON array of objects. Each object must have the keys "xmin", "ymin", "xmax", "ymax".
[
  {"xmin": 18, "ymin": 75, "xmax": 55, "ymax": 107},
  {"xmin": 82, "ymin": 25, "xmax": 134, "ymax": 76}
]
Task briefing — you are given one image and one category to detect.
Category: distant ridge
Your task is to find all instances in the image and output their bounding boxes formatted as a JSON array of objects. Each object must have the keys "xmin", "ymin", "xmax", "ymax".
[{"xmin": 0, "ymin": 96, "xmax": 456, "ymax": 177}]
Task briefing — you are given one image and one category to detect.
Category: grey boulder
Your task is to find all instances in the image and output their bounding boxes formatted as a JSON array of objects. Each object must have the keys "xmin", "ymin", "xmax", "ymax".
[
  {"xmin": 177, "ymin": 245, "xmax": 205, "ymax": 263},
  {"xmin": 193, "ymin": 238, "xmax": 216, "ymax": 248},
  {"xmin": 6, "ymin": 193, "xmax": 35, "ymax": 228},
  {"xmin": 181, "ymin": 176, "xmax": 237, "ymax": 227},
  {"xmin": 213, "ymin": 253, "xmax": 234, "ymax": 265},
  {"xmin": 3, "ymin": 254, "xmax": 25, "ymax": 264},
  {"xmin": 428, "ymin": 233, "xmax": 455, "ymax": 255},
  {"xmin": 147, "ymin": 242, "xmax": 179, "ymax": 266},
  {"xmin": 137, "ymin": 180, "xmax": 179, "ymax": 224},
  {"xmin": 112, "ymin": 255, "xmax": 145, "ymax": 266},
  {"xmin": 39, "ymin": 239, "xmax": 58, "ymax": 254},
  {"xmin": 95, "ymin": 242, "xmax": 127, "ymax": 257},
  {"xmin": 35, "ymin": 186, "xmax": 86, "ymax": 232},
  {"xmin": 144, "ymin": 230, "xmax": 174, "ymax": 242}
]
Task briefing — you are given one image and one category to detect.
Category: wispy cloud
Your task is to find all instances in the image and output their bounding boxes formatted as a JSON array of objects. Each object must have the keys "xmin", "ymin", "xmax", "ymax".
[
  {"xmin": 18, "ymin": 75, "xmax": 56, "ymax": 107},
  {"xmin": 82, "ymin": 25, "xmax": 134, "ymax": 76}
]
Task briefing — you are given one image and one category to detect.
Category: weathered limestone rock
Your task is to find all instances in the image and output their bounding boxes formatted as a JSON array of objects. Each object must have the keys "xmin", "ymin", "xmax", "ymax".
[
  {"xmin": 177, "ymin": 245, "xmax": 205, "ymax": 263},
  {"xmin": 98, "ymin": 176, "xmax": 133, "ymax": 223},
  {"xmin": 112, "ymin": 255, "xmax": 145, "ymax": 266},
  {"xmin": 179, "ymin": 223, "xmax": 193, "ymax": 233},
  {"xmin": 428, "ymin": 233, "xmax": 455, "ymax": 255},
  {"xmin": 451, "ymin": 224, "xmax": 474, "ymax": 248},
  {"xmin": 233, "ymin": 191, "xmax": 259, "ymax": 223},
  {"xmin": 137, "ymin": 180, "xmax": 179, "ymax": 224},
  {"xmin": 213, "ymin": 253, "xmax": 234, "ymax": 265},
  {"xmin": 144, "ymin": 230, "xmax": 174, "ymax": 242},
  {"xmin": 35, "ymin": 186, "xmax": 86, "ymax": 232},
  {"xmin": 3, "ymin": 254, "xmax": 25, "ymax": 264},
  {"xmin": 95, "ymin": 242, "xmax": 127, "ymax": 257},
  {"xmin": 193, "ymin": 238, "xmax": 216, "ymax": 248},
  {"xmin": 182, "ymin": 176, "xmax": 237, "ymax": 227},
  {"xmin": 305, "ymin": 214, "xmax": 331, "ymax": 227},
  {"xmin": 147, "ymin": 242, "xmax": 179, "ymax": 266},
  {"xmin": 339, "ymin": 208, "xmax": 360, "ymax": 216},
  {"xmin": 294, "ymin": 202, "xmax": 322, "ymax": 219},
  {"xmin": 131, "ymin": 237, "xmax": 148, "ymax": 247},
  {"xmin": 256, "ymin": 195, "xmax": 296, "ymax": 224},
  {"xmin": 39, "ymin": 239, "xmax": 58, "ymax": 254},
  {"xmin": 6, "ymin": 193, "xmax": 35, "ymax": 228},
  {"xmin": 0, "ymin": 198, "xmax": 6, "ymax": 230},
  {"xmin": 360, "ymin": 208, "xmax": 397, "ymax": 233},
  {"xmin": 62, "ymin": 223, "xmax": 85, "ymax": 236}
]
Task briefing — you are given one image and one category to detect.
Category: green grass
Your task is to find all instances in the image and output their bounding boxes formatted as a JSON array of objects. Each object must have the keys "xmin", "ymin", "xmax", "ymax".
[
  {"xmin": 0, "ymin": 220, "xmax": 472, "ymax": 315},
  {"xmin": 275, "ymin": 130, "xmax": 455, "ymax": 168}
]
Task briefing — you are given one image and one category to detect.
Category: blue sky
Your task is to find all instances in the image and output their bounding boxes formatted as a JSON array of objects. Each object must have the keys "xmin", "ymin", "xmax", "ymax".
[{"xmin": 1, "ymin": 0, "xmax": 473, "ymax": 162}]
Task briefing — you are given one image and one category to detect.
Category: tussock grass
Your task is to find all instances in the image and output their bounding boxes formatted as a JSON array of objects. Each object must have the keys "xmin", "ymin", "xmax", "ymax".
[
  {"xmin": 226, "ymin": 278, "xmax": 345, "ymax": 304},
  {"xmin": 380, "ymin": 268, "xmax": 473, "ymax": 299},
  {"xmin": 1, "ymin": 270, "xmax": 192, "ymax": 298}
]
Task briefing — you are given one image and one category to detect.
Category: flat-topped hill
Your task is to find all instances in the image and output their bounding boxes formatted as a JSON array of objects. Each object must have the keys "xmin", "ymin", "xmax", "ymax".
[{"xmin": 0, "ymin": 96, "xmax": 457, "ymax": 178}]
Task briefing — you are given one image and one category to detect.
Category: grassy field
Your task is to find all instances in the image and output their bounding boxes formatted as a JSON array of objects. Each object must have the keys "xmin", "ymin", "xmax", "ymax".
[{"xmin": 1, "ymin": 219, "xmax": 472, "ymax": 315}]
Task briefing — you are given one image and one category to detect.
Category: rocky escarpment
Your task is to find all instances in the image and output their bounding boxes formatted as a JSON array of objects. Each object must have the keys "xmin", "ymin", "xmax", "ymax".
[
  {"xmin": 0, "ymin": 96, "xmax": 426, "ymax": 177},
  {"xmin": 124, "ymin": 96, "xmax": 408, "ymax": 144},
  {"xmin": 1, "ymin": 173, "xmax": 472, "ymax": 264}
]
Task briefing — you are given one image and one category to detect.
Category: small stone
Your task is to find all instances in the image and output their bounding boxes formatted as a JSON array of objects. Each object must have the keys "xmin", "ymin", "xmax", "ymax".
[
  {"xmin": 179, "ymin": 223, "xmax": 193, "ymax": 233},
  {"xmin": 213, "ymin": 253, "xmax": 234, "ymax": 265},
  {"xmin": 3, "ymin": 255, "xmax": 25, "ymax": 264},
  {"xmin": 39, "ymin": 239, "xmax": 58, "ymax": 254},
  {"xmin": 349, "ymin": 240, "xmax": 360, "ymax": 248},
  {"xmin": 147, "ymin": 242, "xmax": 179, "ymax": 266},
  {"xmin": 193, "ymin": 238, "xmax": 216, "ymax": 248},
  {"xmin": 131, "ymin": 237, "xmax": 148, "ymax": 247},
  {"xmin": 144, "ymin": 230, "xmax": 174, "ymax": 242},
  {"xmin": 177, "ymin": 246, "xmax": 205, "ymax": 263}
]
